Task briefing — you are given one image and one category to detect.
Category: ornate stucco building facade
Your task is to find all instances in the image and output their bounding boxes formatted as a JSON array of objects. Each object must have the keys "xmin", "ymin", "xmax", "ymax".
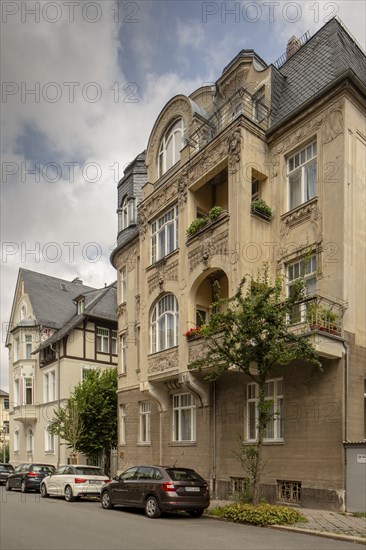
[{"xmin": 111, "ymin": 18, "xmax": 366, "ymax": 511}]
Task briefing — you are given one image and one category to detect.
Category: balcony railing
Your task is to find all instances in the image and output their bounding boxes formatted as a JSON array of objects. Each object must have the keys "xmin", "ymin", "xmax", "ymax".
[{"xmin": 289, "ymin": 294, "xmax": 346, "ymax": 338}]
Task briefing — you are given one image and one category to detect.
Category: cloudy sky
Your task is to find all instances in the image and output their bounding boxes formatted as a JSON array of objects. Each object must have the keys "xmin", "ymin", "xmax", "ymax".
[{"xmin": 1, "ymin": 0, "xmax": 365, "ymax": 390}]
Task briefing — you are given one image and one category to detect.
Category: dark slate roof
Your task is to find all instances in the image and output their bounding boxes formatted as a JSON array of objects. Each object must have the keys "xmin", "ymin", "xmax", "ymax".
[
  {"xmin": 20, "ymin": 269, "xmax": 95, "ymax": 329},
  {"xmin": 270, "ymin": 18, "xmax": 366, "ymax": 128},
  {"xmin": 35, "ymin": 282, "xmax": 117, "ymax": 352}
]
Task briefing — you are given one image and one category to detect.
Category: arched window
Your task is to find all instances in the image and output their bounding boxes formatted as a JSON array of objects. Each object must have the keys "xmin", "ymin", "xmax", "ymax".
[
  {"xmin": 118, "ymin": 196, "xmax": 136, "ymax": 232},
  {"xmin": 158, "ymin": 118, "xmax": 184, "ymax": 177},
  {"xmin": 151, "ymin": 294, "xmax": 179, "ymax": 353}
]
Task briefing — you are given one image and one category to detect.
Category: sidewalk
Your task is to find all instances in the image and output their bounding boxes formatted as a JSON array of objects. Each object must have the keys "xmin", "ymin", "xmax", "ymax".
[{"xmin": 208, "ymin": 500, "xmax": 366, "ymax": 545}]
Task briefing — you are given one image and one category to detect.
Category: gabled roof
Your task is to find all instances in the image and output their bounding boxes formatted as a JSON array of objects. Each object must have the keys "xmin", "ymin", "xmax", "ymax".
[
  {"xmin": 35, "ymin": 282, "xmax": 117, "ymax": 352},
  {"xmin": 20, "ymin": 269, "xmax": 95, "ymax": 330},
  {"xmin": 270, "ymin": 18, "xmax": 366, "ymax": 128}
]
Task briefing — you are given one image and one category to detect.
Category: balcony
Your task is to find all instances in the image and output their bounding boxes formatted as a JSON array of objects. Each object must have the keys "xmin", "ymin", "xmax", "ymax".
[
  {"xmin": 12, "ymin": 405, "xmax": 38, "ymax": 423},
  {"xmin": 289, "ymin": 294, "xmax": 347, "ymax": 359},
  {"xmin": 186, "ymin": 211, "xmax": 229, "ymax": 272},
  {"xmin": 147, "ymin": 347, "xmax": 179, "ymax": 380}
]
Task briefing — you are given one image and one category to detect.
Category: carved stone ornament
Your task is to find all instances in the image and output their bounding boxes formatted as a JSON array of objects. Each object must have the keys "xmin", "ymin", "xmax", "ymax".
[
  {"xmin": 279, "ymin": 200, "xmax": 322, "ymax": 240},
  {"xmin": 322, "ymin": 106, "xmax": 344, "ymax": 144},
  {"xmin": 148, "ymin": 347, "xmax": 179, "ymax": 374},
  {"xmin": 147, "ymin": 260, "xmax": 179, "ymax": 295},
  {"xmin": 227, "ymin": 128, "xmax": 242, "ymax": 173},
  {"xmin": 178, "ymin": 172, "xmax": 188, "ymax": 208},
  {"xmin": 188, "ymin": 230, "xmax": 228, "ymax": 272},
  {"xmin": 117, "ymin": 303, "xmax": 127, "ymax": 317},
  {"xmin": 271, "ymin": 99, "xmax": 344, "ymax": 160}
]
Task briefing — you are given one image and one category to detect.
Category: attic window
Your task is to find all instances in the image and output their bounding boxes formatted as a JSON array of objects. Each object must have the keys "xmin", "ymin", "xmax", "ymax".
[
  {"xmin": 60, "ymin": 283, "xmax": 68, "ymax": 292},
  {"xmin": 77, "ymin": 299, "xmax": 85, "ymax": 314}
]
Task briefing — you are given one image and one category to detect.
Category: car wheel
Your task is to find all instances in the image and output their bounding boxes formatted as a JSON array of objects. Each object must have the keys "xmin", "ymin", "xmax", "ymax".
[
  {"xmin": 64, "ymin": 485, "xmax": 75, "ymax": 502},
  {"xmin": 101, "ymin": 491, "xmax": 114, "ymax": 510},
  {"xmin": 21, "ymin": 480, "xmax": 27, "ymax": 493},
  {"xmin": 5, "ymin": 480, "xmax": 12, "ymax": 491},
  {"xmin": 188, "ymin": 508, "xmax": 204, "ymax": 518},
  {"xmin": 145, "ymin": 496, "xmax": 161, "ymax": 518},
  {"xmin": 40, "ymin": 483, "xmax": 48, "ymax": 498}
]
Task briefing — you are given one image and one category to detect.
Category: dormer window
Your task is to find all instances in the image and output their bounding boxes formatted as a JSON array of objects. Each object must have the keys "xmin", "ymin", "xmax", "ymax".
[
  {"xmin": 158, "ymin": 118, "xmax": 184, "ymax": 178},
  {"xmin": 77, "ymin": 298, "xmax": 85, "ymax": 314}
]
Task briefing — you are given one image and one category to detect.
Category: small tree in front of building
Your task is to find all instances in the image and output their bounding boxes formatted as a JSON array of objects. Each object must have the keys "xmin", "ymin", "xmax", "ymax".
[
  {"xmin": 188, "ymin": 265, "xmax": 322, "ymax": 505},
  {"xmin": 49, "ymin": 368, "xmax": 118, "ymax": 475}
]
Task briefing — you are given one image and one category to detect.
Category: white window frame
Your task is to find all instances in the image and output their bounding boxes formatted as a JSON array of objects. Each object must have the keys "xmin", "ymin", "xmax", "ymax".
[
  {"xmin": 96, "ymin": 327, "xmax": 109, "ymax": 353},
  {"xmin": 158, "ymin": 118, "xmax": 184, "ymax": 177},
  {"xmin": 120, "ymin": 268, "xmax": 126, "ymax": 303},
  {"xmin": 139, "ymin": 401, "xmax": 151, "ymax": 444},
  {"xmin": 287, "ymin": 141, "xmax": 317, "ymax": 210},
  {"xmin": 77, "ymin": 298, "xmax": 85, "ymax": 314},
  {"xmin": 24, "ymin": 377, "xmax": 33, "ymax": 405},
  {"xmin": 287, "ymin": 254, "xmax": 317, "ymax": 322},
  {"xmin": 118, "ymin": 197, "xmax": 136, "ymax": 232},
  {"xmin": 14, "ymin": 337, "xmax": 19, "ymax": 362},
  {"xmin": 111, "ymin": 330, "xmax": 117, "ymax": 355},
  {"xmin": 151, "ymin": 205, "xmax": 178, "ymax": 263},
  {"xmin": 120, "ymin": 404, "xmax": 126, "ymax": 445},
  {"xmin": 81, "ymin": 365, "xmax": 96, "ymax": 382},
  {"xmin": 45, "ymin": 425, "xmax": 55, "ymax": 453},
  {"xmin": 44, "ymin": 370, "xmax": 56, "ymax": 402},
  {"xmin": 246, "ymin": 378, "xmax": 283, "ymax": 442},
  {"xmin": 25, "ymin": 335, "xmax": 32, "ymax": 359},
  {"xmin": 120, "ymin": 335, "xmax": 126, "ymax": 374},
  {"xmin": 14, "ymin": 379, "xmax": 20, "ymax": 407},
  {"xmin": 172, "ymin": 393, "xmax": 196, "ymax": 442},
  {"xmin": 151, "ymin": 294, "xmax": 179, "ymax": 353}
]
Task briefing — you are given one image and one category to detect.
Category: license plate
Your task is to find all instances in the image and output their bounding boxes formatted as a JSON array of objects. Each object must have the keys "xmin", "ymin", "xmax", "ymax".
[
  {"xmin": 89, "ymin": 480, "xmax": 102, "ymax": 485},
  {"xmin": 185, "ymin": 486, "xmax": 200, "ymax": 492}
]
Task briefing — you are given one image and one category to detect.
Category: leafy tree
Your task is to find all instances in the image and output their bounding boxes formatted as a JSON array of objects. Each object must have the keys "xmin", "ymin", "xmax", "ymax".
[
  {"xmin": 188, "ymin": 265, "xmax": 322, "ymax": 505},
  {"xmin": 50, "ymin": 368, "xmax": 118, "ymax": 475},
  {"xmin": 49, "ymin": 396, "xmax": 83, "ymax": 457}
]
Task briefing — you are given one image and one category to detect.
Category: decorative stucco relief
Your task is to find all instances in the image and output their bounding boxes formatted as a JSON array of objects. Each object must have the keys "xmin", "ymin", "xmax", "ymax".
[
  {"xmin": 188, "ymin": 230, "xmax": 229, "ymax": 272},
  {"xmin": 187, "ymin": 339, "xmax": 206, "ymax": 364},
  {"xmin": 147, "ymin": 347, "xmax": 179, "ymax": 374},
  {"xmin": 271, "ymin": 98, "xmax": 344, "ymax": 160},
  {"xmin": 139, "ymin": 180, "xmax": 178, "ymax": 239},
  {"xmin": 147, "ymin": 259, "xmax": 179, "ymax": 294},
  {"xmin": 227, "ymin": 128, "xmax": 242, "ymax": 173}
]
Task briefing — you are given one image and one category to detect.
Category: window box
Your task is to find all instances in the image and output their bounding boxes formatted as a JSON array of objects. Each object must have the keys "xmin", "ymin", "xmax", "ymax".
[
  {"xmin": 186, "ymin": 207, "xmax": 227, "ymax": 237},
  {"xmin": 251, "ymin": 199, "xmax": 272, "ymax": 220}
]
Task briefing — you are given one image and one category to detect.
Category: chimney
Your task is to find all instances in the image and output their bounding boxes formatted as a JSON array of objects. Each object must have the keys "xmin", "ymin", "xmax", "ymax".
[
  {"xmin": 286, "ymin": 35, "xmax": 301, "ymax": 60},
  {"xmin": 72, "ymin": 277, "xmax": 83, "ymax": 285}
]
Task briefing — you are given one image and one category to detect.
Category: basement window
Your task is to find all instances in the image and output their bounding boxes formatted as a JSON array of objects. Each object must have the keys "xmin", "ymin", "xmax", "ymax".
[{"xmin": 277, "ymin": 480, "xmax": 301, "ymax": 503}]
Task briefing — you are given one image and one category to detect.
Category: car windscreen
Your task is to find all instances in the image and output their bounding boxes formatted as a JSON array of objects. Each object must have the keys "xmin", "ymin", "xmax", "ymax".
[
  {"xmin": 74, "ymin": 467, "xmax": 104, "ymax": 476},
  {"xmin": 0, "ymin": 465, "xmax": 14, "ymax": 471},
  {"xmin": 32, "ymin": 465, "xmax": 55, "ymax": 473},
  {"xmin": 165, "ymin": 469, "xmax": 204, "ymax": 482}
]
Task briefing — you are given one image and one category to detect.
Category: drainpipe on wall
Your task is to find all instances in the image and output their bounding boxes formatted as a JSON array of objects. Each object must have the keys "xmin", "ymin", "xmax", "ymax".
[
  {"xmin": 212, "ymin": 381, "xmax": 216, "ymax": 498},
  {"xmin": 50, "ymin": 343, "xmax": 60, "ymax": 468},
  {"xmin": 343, "ymin": 340, "xmax": 349, "ymax": 512}
]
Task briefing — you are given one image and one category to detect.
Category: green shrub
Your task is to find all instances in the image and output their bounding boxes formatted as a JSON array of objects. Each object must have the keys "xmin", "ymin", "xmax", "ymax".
[
  {"xmin": 208, "ymin": 503, "xmax": 307, "ymax": 526},
  {"xmin": 251, "ymin": 199, "xmax": 272, "ymax": 218},
  {"xmin": 186, "ymin": 217, "xmax": 208, "ymax": 236},
  {"xmin": 208, "ymin": 206, "xmax": 223, "ymax": 220}
]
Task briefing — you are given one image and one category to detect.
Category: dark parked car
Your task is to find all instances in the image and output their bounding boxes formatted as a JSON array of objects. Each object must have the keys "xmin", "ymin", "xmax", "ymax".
[
  {"xmin": 5, "ymin": 463, "xmax": 55, "ymax": 493},
  {"xmin": 0, "ymin": 463, "xmax": 14, "ymax": 484},
  {"xmin": 100, "ymin": 465, "xmax": 209, "ymax": 518}
]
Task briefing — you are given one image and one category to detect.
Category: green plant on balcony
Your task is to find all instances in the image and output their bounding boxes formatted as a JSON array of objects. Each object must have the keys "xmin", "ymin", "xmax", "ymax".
[
  {"xmin": 186, "ymin": 217, "xmax": 208, "ymax": 236},
  {"xmin": 251, "ymin": 199, "xmax": 272, "ymax": 219},
  {"xmin": 307, "ymin": 303, "xmax": 338, "ymax": 334},
  {"xmin": 208, "ymin": 205, "xmax": 223, "ymax": 220}
]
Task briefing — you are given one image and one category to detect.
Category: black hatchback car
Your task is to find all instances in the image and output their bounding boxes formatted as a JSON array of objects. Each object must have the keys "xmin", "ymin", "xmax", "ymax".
[
  {"xmin": 5, "ymin": 463, "xmax": 55, "ymax": 493},
  {"xmin": 100, "ymin": 465, "xmax": 209, "ymax": 518},
  {"xmin": 0, "ymin": 463, "xmax": 14, "ymax": 484}
]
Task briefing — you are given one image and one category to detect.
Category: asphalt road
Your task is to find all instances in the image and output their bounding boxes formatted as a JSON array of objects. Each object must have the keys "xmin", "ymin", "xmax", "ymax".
[{"xmin": 0, "ymin": 487, "xmax": 359, "ymax": 550}]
